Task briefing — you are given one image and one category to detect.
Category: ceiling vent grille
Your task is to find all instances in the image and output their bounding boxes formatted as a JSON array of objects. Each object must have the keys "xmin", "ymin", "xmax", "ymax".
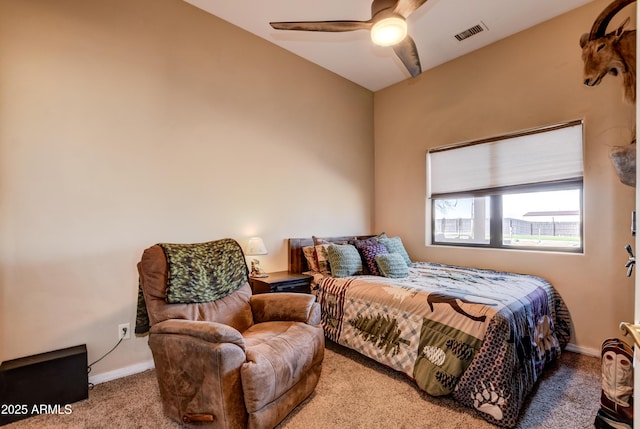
[{"xmin": 454, "ymin": 23, "xmax": 486, "ymax": 41}]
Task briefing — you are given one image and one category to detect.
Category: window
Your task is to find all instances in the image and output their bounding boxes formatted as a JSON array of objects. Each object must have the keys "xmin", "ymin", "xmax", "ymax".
[
  {"xmin": 433, "ymin": 196, "xmax": 490, "ymax": 245},
  {"xmin": 428, "ymin": 121, "xmax": 584, "ymax": 253}
]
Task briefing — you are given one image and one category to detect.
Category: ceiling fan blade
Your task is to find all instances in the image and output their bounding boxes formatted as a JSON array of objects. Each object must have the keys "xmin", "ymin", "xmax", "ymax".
[
  {"xmin": 270, "ymin": 20, "xmax": 372, "ymax": 32},
  {"xmin": 393, "ymin": 0, "xmax": 429, "ymax": 18},
  {"xmin": 392, "ymin": 35, "xmax": 421, "ymax": 77}
]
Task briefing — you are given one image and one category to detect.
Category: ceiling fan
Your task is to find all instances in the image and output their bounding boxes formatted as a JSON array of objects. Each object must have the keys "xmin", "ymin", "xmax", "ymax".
[{"xmin": 270, "ymin": 0, "xmax": 428, "ymax": 78}]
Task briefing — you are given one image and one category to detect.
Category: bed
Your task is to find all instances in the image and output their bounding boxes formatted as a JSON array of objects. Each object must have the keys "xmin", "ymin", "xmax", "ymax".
[{"xmin": 288, "ymin": 235, "xmax": 572, "ymax": 428}]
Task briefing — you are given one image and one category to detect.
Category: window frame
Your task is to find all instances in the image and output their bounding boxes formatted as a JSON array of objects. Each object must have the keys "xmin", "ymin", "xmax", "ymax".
[
  {"xmin": 431, "ymin": 180, "xmax": 584, "ymax": 253},
  {"xmin": 428, "ymin": 120, "xmax": 584, "ymax": 254}
]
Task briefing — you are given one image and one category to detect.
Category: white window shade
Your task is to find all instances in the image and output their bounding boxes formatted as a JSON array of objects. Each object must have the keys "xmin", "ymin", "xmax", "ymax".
[{"xmin": 428, "ymin": 121, "xmax": 583, "ymax": 197}]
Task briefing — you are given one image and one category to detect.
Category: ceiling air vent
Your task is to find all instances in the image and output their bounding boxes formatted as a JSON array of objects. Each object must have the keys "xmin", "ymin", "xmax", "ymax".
[{"xmin": 454, "ymin": 23, "xmax": 487, "ymax": 41}]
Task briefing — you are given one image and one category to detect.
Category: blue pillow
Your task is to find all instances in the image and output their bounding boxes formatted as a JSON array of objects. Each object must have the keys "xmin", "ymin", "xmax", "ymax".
[
  {"xmin": 375, "ymin": 253, "xmax": 409, "ymax": 278},
  {"xmin": 379, "ymin": 236, "xmax": 411, "ymax": 266},
  {"xmin": 327, "ymin": 244, "xmax": 363, "ymax": 277}
]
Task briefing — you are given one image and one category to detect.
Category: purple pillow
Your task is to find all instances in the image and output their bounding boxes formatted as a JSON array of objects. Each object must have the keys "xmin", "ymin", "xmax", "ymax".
[{"xmin": 358, "ymin": 243, "xmax": 388, "ymax": 276}]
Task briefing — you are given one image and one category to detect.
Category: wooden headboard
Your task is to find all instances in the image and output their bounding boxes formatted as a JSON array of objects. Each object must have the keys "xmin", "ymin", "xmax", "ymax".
[{"xmin": 288, "ymin": 235, "xmax": 375, "ymax": 273}]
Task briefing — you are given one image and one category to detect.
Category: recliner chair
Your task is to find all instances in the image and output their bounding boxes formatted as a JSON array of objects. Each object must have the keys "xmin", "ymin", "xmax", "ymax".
[{"xmin": 136, "ymin": 239, "xmax": 324, "ymax": 429}]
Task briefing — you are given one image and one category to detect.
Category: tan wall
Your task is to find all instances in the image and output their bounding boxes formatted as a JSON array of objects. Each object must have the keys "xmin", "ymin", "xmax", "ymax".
[
  {"xmin": 374, "ymin": 0, "xmax": 636, "ymax": 354},
  {"xmin": 0, "ymin": 0, "xmax": 373, "ymax": 375}
]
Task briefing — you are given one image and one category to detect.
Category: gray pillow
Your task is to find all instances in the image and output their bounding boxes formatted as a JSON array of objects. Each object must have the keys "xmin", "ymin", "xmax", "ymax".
[
  {"xmin": 327, "ymin": 244, "xmax": 363, "ymax": 277},
  {"xmin": 375, "ymin": 253, "xmax": 409, "ymax": 278}
]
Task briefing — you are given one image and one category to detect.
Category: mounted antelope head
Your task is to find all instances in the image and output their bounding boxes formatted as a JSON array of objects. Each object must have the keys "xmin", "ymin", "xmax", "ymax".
[{"xmin": 579, "ymin": 0, "xmax": 636, "ymax": 103}]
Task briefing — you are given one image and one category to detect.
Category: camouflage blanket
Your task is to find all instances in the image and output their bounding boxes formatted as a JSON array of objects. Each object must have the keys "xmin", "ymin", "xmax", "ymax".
[
  {"xmin": 160, "ymin": 239, "xmax": 248, "ymax": 304},
  {"xmin": 135, "ymin": 238, "xmax": 248, "ymax": 334},
  {"xmin": 311, "ymin": 262, "xmax": 571, "ymax": 428}
]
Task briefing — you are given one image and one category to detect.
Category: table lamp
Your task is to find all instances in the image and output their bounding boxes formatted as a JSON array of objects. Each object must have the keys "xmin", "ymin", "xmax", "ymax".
[{"xmin": 245, "ymin": 237, "xmax": 268, "ymax": 278}]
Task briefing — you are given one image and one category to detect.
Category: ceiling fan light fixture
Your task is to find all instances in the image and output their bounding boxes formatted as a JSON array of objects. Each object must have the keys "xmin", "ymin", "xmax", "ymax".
[{"xmin": 371, "ymin": 16, "xmax": 407, "ymax": 46}]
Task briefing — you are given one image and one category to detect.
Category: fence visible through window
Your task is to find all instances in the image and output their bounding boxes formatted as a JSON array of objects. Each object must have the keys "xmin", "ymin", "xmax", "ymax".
[{"xmin": 435, "ymin": 216, "xmax": 581, "ymax": 248}]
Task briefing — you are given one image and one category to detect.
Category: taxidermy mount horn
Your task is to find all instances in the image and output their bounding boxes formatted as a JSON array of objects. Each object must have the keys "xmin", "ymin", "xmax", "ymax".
[
  {"xmin": 579, "ymin": 0, "xmax": 637, "ymax": 187},
  {"xmin": 579, "ymin": 0, "xmax": 636, "ymax": 103},
  {"xmin": 270, "ymin": 0, "xmax": 427, "ymax": 78}
]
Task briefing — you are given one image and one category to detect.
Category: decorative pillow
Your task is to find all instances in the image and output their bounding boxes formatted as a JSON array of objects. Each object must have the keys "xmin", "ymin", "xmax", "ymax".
[
  {"xmin": 375, "ymin": 253, "xmax": 409, "ymax": 278},
  {"xmin": 313, "ymin": 236, "xmax": 348, "ymax": 246},
  {"xmin": 348, "ymin": 232, "xmax": 387, "ymax": 247},
  {"xmin": 313, "ymin": 236, "xmax": 330, "ymax": 245},
  {"xmin": 348, "ymin": 233, "xmax": 386, "ymax": 274},
  {"xmin": 349, "ymin": 236, "xmax": 380, "ymax": 248},
  {"xmin": 357, "ymin": 243, "xmax": 388, "ymax": 276},
  {"xmin": 327, "ymin": 244, "xmax": 363, "ymax": 277},
  {"xmin": 314, "ymin": 244, "xmax": 331, "ymax": 275},
  {"xmin": 379, "ymin": 236, "xmax": 412, "ymax": 267},
  {"xmin": 302, "ymin": 245, "xmax": 319, "ymax": 272}
]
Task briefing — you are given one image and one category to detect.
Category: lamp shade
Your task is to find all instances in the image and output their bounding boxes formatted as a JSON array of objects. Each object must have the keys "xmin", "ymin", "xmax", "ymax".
[
  {"xmin": 245, "ymin": 237, "xmax": 267, "ymax": 256},
  {"xmin": 371, "ymin": 16, "xmax": 407, "ymax": 46}
]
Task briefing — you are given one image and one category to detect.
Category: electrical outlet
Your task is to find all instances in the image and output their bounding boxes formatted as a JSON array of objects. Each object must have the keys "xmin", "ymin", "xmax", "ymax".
[{"xmin": 118, "ymin": 323, "xmax": 131, "ymax": 340}]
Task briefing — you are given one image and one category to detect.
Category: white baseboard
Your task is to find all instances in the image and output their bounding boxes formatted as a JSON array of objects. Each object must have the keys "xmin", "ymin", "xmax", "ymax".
[
  {"xmin": 89, "ymin": 359, "xmax": 155, "ymax": 385},
  {"xmin": 565, "ymin": 343, "xmax": 599, "ymax": 357}
]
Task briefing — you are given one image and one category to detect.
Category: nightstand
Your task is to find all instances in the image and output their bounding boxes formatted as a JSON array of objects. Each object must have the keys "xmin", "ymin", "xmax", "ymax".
[{"xmin": 249, "ymin": 271, "xmax": 312, "ymax": 294}]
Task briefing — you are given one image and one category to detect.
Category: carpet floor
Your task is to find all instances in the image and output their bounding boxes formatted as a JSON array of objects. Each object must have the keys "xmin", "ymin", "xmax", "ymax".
[{"xmin": 4, "ymin": 341, "xmax": 601, "ymax": 428}]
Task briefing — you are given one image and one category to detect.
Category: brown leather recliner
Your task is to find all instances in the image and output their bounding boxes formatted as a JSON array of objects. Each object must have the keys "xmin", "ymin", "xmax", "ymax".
[{"xmin": 137, "ymin": 241, "xmax": 324, "ymax": 429}]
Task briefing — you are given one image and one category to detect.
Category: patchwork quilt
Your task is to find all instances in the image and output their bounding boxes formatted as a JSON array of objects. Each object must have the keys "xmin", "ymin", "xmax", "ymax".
[{"xmin": 311, "ymin": 262, "xmax": 571, "ymax": 428}]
